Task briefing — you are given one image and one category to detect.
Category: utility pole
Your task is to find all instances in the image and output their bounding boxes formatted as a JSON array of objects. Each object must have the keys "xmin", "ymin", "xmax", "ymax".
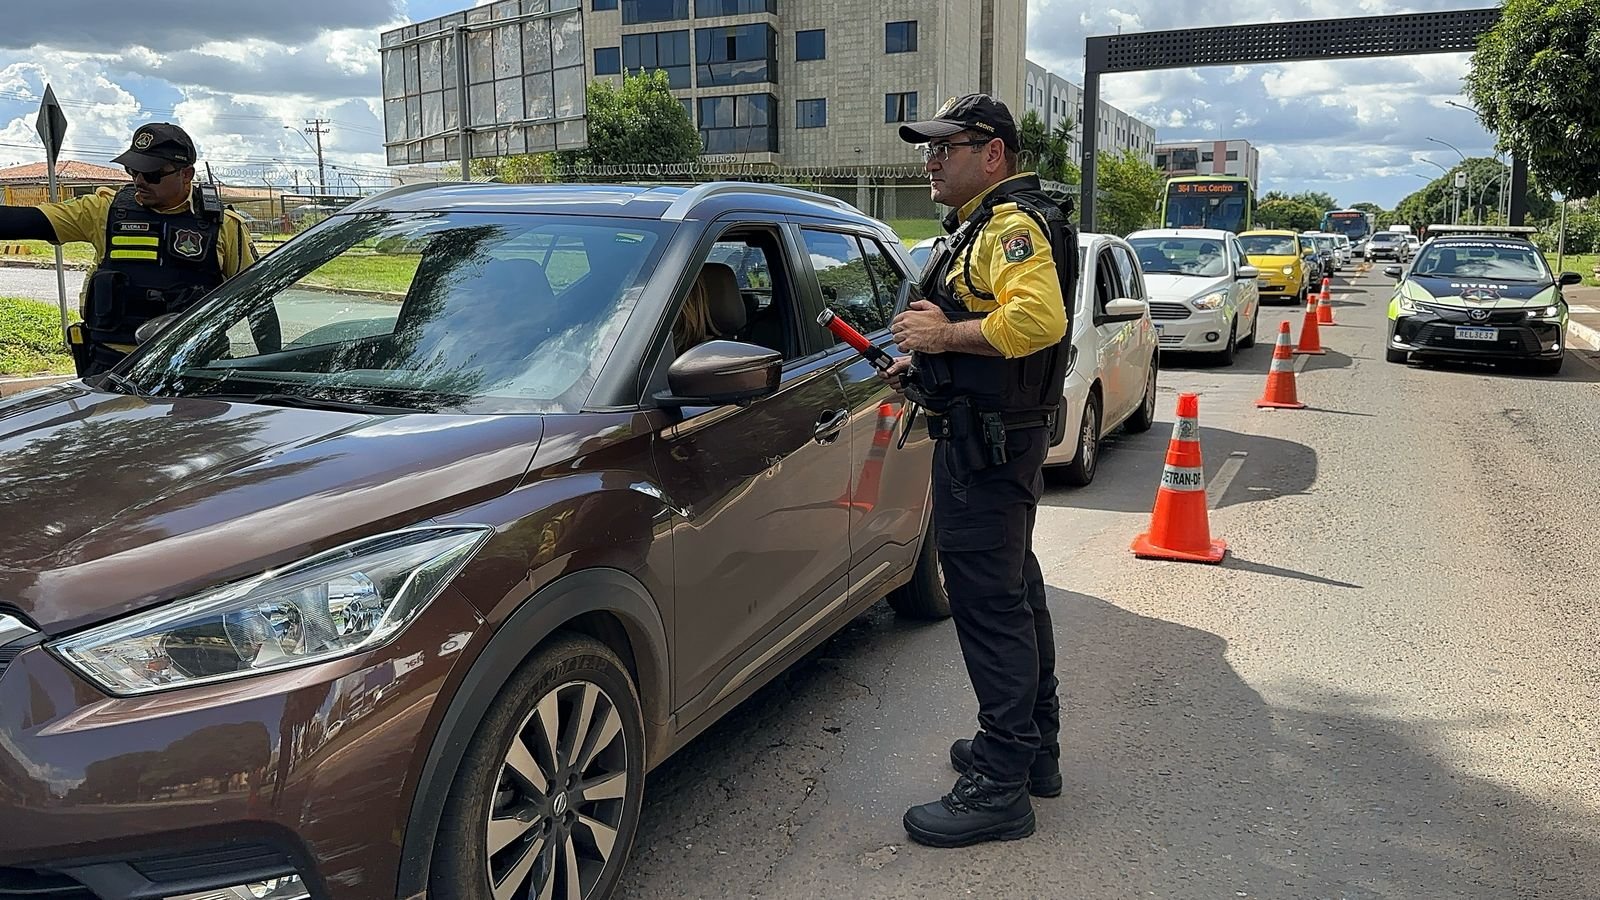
[{"xmin": 304, "ymin": 118, "xmax": 330, "ymax": 196}]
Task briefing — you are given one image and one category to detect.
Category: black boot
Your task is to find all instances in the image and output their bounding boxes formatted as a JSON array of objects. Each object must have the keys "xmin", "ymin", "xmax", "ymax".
[
  {"xmin": 949, "ymin": 738, "xmax": 1063, "ymax": 798},
  {"xmin": 903, "ymin": 773, "xmax": 1036, "ymax": 848}
]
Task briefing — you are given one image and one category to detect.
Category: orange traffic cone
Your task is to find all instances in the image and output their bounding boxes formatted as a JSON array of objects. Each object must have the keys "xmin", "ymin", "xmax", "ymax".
[
  {"xmin": 1295, "ymin": 293, "xmax": 1326, "ymax": 355},
  {"xmin": 1316, "ymin": 277, "xmax": 1337, "ymax": 326},
  {"xmin": 1257, "ymin": 322, "xmax": 1306, "ymax": 409},
  {"xmin": 1132, "ymin": 392, "xmax": 1227, "ymax": 564},
  {"xmin": 835, "ymin": 402, "xmax": 900, "ymax": 512}
]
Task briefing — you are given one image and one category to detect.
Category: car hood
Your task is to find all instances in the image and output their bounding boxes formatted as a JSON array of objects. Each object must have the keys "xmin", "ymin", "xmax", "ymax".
[
  {"xmin": 1406, "ymin": 274, "xmax": 1558, "ymax": 308},
  {"xmin": 0, "ymin": 385, "xmax": 543, "ymax": 635},
  {"xmin": 1143, "ymin": 273, "xmax": 1231, "ymax": 301}
]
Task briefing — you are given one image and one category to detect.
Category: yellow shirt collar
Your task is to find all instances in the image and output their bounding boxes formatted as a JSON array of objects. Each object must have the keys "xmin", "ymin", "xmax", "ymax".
[{"xmin": 956, "ymin": 173, "xmax": 1037, "ymax": 221}]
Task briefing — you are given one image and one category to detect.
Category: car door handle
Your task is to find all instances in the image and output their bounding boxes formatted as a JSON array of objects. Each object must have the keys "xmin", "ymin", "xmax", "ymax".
[{"xmin": 814, "ymin": 408, "xmax": 849, "ymax": 444}]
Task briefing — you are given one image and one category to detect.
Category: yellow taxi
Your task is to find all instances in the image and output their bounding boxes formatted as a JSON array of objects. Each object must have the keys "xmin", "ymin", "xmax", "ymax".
[{"xmin": 1239, "ymin": 229, "xmax": 1312, "ymax": 304}]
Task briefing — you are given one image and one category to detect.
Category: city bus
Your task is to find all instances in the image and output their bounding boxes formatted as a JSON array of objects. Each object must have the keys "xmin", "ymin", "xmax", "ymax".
[
  {"xmin": 1321, "ymin": 208, "xmax": 1375, "ymax": 244},
  {"xmin": 1159, "ymin": 175, "xmax": 1254, "ymax": 233}
]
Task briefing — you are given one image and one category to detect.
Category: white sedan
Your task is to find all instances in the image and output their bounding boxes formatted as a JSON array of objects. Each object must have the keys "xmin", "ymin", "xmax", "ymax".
[
  {"xmin": 1126, "ymin": 228, "xmax": 1261, "ymax": 365},
  {"xmin": 1043, "ymin": 232, "xmax": 1161, "ymax": 485}
]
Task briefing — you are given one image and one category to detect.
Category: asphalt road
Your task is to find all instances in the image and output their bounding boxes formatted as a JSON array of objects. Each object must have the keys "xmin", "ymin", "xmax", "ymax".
[
  {"xmin": 614, "ymin": 269, "xmax": 1600, "ymax": 900},
  {"xmin": 0, "ymin": 265, "xmax": 84, "ymax": 305}
]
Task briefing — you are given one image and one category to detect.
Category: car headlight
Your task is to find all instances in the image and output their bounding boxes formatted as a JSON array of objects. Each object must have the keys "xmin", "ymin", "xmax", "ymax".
[
  {"xmin": 1526, "ymin": 304, "xmax": 1564, "ymax": 320},
  {"xmin": 1191, "ymin": 290, "xmax": 1229, "ymax": 310},
  {"xmin": 1282, "ymin": 266, "xmax": 1295, "ymax": 276},
  {"xmin": 50, "ymin": 527, "xmax": 489, "ymax": 696},
  {"xmin": 1398, "ymin": 294, "xmax": 1424, "ymax": 314}
]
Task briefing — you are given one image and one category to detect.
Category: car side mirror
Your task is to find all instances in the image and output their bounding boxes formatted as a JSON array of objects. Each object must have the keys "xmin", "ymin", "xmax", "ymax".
[
  {"xmin": 656, "ymin": 340, "xmax": 782, "ymax": 407},
  {"xmin": 135, "ymin": 312, "xmax": 180, "ymax": 344},
  {"xmin": 1384, "ymin": 265, "xmax": 1403, "ymax": 280},
  {"xmin": 1103, "ymin": 297, "xmax": 1146, "ymax": 322},
  {"xmin": 1559, "ymin": 271, "xmax": 1584, "ymax": 286},
  {"xmin": 1237, "ymin": 265, "xmax": 1259, "ymax": 280}
]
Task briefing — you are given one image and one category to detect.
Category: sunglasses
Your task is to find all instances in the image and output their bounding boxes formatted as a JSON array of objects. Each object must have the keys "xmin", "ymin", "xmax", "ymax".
[
  {"xmin": 126, "ymin": 166, "xmax": 180, "ymax": 185},
  {"xmin": 919, "ymin": 138, "xmax": 996, "ymax": 163}
]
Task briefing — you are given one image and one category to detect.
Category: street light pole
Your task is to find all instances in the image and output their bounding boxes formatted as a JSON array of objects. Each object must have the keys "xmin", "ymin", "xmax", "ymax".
[{"xmin": 1427, "ymin": 137, "xmax": 1469, "ymax": 227}]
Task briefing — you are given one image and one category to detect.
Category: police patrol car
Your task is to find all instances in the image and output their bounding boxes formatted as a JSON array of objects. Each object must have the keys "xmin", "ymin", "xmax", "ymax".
[{"xmin": 1384, "ymin": 225, "xmax": 1580, "ymax": 375}]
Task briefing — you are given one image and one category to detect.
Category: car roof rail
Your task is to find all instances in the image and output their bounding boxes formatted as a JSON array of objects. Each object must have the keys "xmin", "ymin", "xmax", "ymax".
[
  {"xmin": 1424, "ymin": 224, "xmax": 1539, "ymax": 238},
  {"xmin": 661, "ymin": 181, "xmax": 859, "ymax": 221}
]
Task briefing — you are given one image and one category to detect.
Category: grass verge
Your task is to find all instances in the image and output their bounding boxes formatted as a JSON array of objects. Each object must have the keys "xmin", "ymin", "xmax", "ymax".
[{"xmin": 0, "ymin": 297, "xmax": 76, "ymax": 376}]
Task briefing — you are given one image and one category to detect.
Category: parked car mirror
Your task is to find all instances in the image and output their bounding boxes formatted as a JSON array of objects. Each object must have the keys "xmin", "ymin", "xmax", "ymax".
[
  {"xmin": 1559, "ymin": 271, "xmax": 1584, "ymax": 286},
  {"xmin": 1102, "ymin": 297, "xmax": 1147, "ymax": 321},
  {"xmin": 1384, "ymin": 265, "xmax": 1403, "ymax": 280},
  {"xmin": 1237, "ymin": 265, "xmax": 1260, "ymax": 280},
  {"xmin": 135, "ymin": 313, "xmax": 180, "ymax": 344},
  {"xmin": 657, "ymin": 340, "xmax": 783, "ymax": 407}
]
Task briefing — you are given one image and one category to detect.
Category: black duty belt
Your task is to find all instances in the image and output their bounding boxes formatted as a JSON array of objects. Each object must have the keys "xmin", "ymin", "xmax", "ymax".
[{"xmin": 926, "ymin": 408, "xmax": 1055, "ymax": 440}]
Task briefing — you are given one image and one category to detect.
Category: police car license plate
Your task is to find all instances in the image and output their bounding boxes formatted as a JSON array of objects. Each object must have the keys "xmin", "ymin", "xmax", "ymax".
[{"xmin": 1455, "ymin": 326, "xmax": 1498, "ymax": 342}]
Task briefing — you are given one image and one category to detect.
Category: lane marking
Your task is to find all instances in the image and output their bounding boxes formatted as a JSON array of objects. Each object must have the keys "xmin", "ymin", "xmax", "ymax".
[
  {"xmin": 1207, "ymin": 451, "xmax": 1248, "ymax": 510},
  {"xmin": 1568, "ymin": 305, "xmax": 1599, "ymax": 314}
]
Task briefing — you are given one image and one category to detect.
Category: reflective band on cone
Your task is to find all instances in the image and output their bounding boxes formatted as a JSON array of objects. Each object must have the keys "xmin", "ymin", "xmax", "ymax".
[
  {"xmin": 1317, "ymin": 283, "xmax": 1337, "ymax": 325},
  {"xmin": 1132, "ymin": 392, "xmax": 1227, "ymax": 564},
  {"xmin": 1258, "ymin": 321, "xmax": 1307, "ymax": 409},
  {"xmin": 1295, "ymin": 295, "xmax": 1326, "ymax": 355}
]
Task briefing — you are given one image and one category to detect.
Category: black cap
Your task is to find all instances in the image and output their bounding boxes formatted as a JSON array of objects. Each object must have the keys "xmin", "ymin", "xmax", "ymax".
[
  {"xmin": 111, "ymin": 123, "xmax": 197, "ymax": 171},
  {"xmin": 897, "ymin": 93, "xmax": 1020, "ymax": 152}
]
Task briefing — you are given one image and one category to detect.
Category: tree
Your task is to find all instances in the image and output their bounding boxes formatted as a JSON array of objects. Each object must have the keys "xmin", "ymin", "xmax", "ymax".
[
  {"xmin": 1255, "ymin": 199, "xmax": 1322, "ymax": 232},
  {"xmin": 1351, "ymin": 201, "xmax": 1385, "ymax": 217},
  {"xmin": 1289, "ymin": 190, "xmax": 1339, "ymax": 212},
  {"xmin": 1095, "ymin": 150, "xmax": 1164, "ymax": 236},
  {"xmin": 560, "ymin": 69, "xmax": 700, "ymax": 169},
  {"xmin": 1467, "ymin": 0, "xmax": 1600, "ymax": 199},
  {"xmin": 1018, "ymin": 110, "xmax": 1079, "ymax": 184}
]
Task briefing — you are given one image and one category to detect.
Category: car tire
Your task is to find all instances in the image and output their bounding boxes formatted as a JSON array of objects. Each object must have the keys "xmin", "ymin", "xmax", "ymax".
[
  {"xmin": 1532, "ymin": 354, "xmax": 1565, "ymax": 376},
  {"xmin": 1062, "ymin": 390, "xmax": 1101, "ymax": 487},
  {"xmin": 1124, "ymin": 360, "xmax": 1158, "ymax": 433},
  {"xmin": 1239, "ymin": 308, "xmax": 1258, "ymax": 349},
  {"xmin": 887, "ymin": 521, "xmax": 951, "ymax": 619},
  {"xmin": 430, "ymin": 634, "xmax": 646, "ymax": 900},
  {"xmin": 1212, "ymin": 320, "xmax": 1237, "ymax": 367}
]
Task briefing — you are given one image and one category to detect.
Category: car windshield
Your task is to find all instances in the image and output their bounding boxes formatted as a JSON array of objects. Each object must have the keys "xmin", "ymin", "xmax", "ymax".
[
  {"xmin": 1130, "ymin": 238, "xmax": 1230, "ymax": 278},
  {"xmin": 908, "ymin": 245, "xmax": 933, "ymax": 269},
  {"xmin": 1240, "ymin": 235, "xmax": 1296, "ymax": 256},
  {"xmin": 1410, "ymin": 240, "xmax": 1551, "ymax": 282},
  {"xmin": 121, "ymin": 211, "xmax": 671, "ymax": 413}
]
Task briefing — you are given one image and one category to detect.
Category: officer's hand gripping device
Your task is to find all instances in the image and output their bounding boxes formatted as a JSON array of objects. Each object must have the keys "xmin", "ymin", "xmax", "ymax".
[{"xmin": 815, "ymin": 308, "xmax": 922, "ymax": 450}]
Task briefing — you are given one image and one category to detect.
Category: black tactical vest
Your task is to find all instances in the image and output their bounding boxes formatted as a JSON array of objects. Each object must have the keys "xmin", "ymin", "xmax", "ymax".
[
  {"xmin": 913, "ymin": 175, "xmax": 1079, "ymax": 420},
  {"xmin": 85, "ymin": 185, "xmax": 224, "ymax": 346}
]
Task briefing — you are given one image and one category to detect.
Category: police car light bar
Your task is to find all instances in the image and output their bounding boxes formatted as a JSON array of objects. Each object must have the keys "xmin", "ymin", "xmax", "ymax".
[{"xmin": 1425, "ymin": 224, "xmax": 1539, "ymax": 237}]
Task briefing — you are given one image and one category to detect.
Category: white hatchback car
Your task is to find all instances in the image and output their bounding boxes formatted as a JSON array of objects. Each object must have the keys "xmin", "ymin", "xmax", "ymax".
[
  {"xmin": 1126, "ymin": 228, "xmax": 1261, "ymax": 365},
  {"xmin": 1042, "ymin": 232, "xmax": 1161, "ymax": 484}
]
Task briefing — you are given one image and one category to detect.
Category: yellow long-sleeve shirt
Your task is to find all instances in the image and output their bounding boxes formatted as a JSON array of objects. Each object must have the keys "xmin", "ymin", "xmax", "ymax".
[{"xmin": 948, "ymin": 174, "xmax": 1068, "ymax": 359}]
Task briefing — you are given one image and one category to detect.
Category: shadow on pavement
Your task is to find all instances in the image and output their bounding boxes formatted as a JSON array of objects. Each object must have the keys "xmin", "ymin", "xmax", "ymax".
[
  {"xmin": 1044, "ymin": 425, "xmax": 1317, "ymax": 512},
  {"xmin": 1298, "ymin": 346, "xmax": 1356, "ymax": 373},
  {"xmin": 1222, "ymin": 555, "xmax": 1362, "ymax": 588},
  {"xmin": 615, "ymin": 591, "xmax": 1600, "ymax": 899},
  {"xmin": 1404, "ymin": 350, "xmax": 1600, "ymax": 385}
]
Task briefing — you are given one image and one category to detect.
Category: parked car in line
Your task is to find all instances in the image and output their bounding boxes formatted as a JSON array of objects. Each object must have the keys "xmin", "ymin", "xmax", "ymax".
[
  {"xmin": 0, "ymin": 182, "xmax": 954, "ymax": 900},
  {"xmin": 1043, "ymin": 232, "xmax": 1160, "ymax": 484},
  {"xmin": 1366, "ymin": 230, "xmax": 1412, "ymax": 262},
  {"xmin": 908, "ymin": 236, "xmax": 937, "ymax": 272},
  {"xmin": 1384, "ymin": 224, "xmax": 1577, "ymax": 375},
  {"xmin": 1128, "ymin": 228, "xmax": 1262, "ymax": 365},
  {"xmin": 1239, "ymin": 229, "xmax": 1313, "ymax": 304},
  {"xmin": 1332, "ymin": 234, "xmax": 1353, "ymax": 267},
  {"xmin": 1404, "ymin": 234, "xmax": 1421, "ymax": 258}
]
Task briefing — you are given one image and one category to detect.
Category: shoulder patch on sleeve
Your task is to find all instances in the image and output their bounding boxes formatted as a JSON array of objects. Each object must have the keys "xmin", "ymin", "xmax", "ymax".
[{"xmin": 1002, "ymin": 228, "xmax": 1034, "ymax": 262}]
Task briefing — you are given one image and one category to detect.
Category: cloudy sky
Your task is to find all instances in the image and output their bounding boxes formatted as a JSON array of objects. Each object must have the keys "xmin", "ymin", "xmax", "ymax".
[{"xmin": 0, "ymin": 0, "xmax": 1499, "ymax": 208}]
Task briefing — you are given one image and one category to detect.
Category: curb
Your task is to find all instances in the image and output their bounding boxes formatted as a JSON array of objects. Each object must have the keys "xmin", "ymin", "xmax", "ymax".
[
  {"xmin": 0, "ymin": 374, "xmax": 74, "ymax": 397},
  {"xmin": 1568, "ymin": 319, "xmax": 1600, "ymax": 351},
  {"xmin": 0, "ymin": 257, "xmax": 92, "ymax": 272}
]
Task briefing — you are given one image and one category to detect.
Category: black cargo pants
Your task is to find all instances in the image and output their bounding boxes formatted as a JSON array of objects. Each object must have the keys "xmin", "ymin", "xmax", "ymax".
[{"xmin": 933, "ymin": 423, "xmax": 1059, "ymax": 786}]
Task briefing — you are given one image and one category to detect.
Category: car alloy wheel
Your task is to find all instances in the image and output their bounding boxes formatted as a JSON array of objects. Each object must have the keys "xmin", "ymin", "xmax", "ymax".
[{"xmin": 487, "ymin": 680, "xmax": 631, "ymax": 900}]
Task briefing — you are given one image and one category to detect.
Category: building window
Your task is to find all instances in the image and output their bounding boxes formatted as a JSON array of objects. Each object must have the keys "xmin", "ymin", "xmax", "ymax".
[
  {"xmin": 796, "ymin": 28, "xmax": 825, "ymax": 60},
  {"xmin": 695, "ymin": 0, "xmax": 773, "ymax": 14},
  {"xmin": 1155, "ymin": 154, "xmax": 1167, "ymax": 168},
  {"xmin": 622, "ymin": 0, "xmax": 687, "ymax": 25},
  {"xmin": 623, "ymin": 31, "xmax": 691, "ymax": 89},
  {"xmin": 885, "ymin": 21, "xmax": 918, "ymax": 53},
  {"xmin": 885, "ymin": 91, "xmax": 917, "ymax": 123},
  {"xmin": 700, "ymin": 93, "xmax": 777, "ymax": 153},
  {"xmin": 695, "ymin": 24, "xmax": 776, "ymax": 86},
  {"xmin": 594, "ymin": 47, "xmax": 621, "ymax": 75},
  {"xmin": 797, "ymin": 98, "xmax": 827, "ymax": 128},
  {"xmin": 680, "ymin": 97, "xmax": 695, "ymax": 122},
  {"xmin": 1226, "ymin": 150, "xmax": 1239, "ymax": 161},
  {"xmin": 1200, "ymin": 150, "xmax": 1214, "ymax": 162},
  {"xmin": 593, "ymin": 0, "xmax": 618, "ymax": 9}
]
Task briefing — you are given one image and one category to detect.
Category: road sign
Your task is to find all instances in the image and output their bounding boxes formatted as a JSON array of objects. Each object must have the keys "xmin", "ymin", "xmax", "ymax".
[{"xmin": 35, "ymin": 85, "xmax": 68, "ymax": 167}]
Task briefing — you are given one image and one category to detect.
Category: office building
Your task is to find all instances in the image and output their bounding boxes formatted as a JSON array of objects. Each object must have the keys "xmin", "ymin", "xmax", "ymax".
[
  {"xmin": 1154, "ymin": 139, "xmax": 1260, "ymax": 187},
  {"xmin": 583, "ymin": 0, "xmax": 1026, "ymax": 168},
  {"xmin": 1022, "ymin": 61, "xmax": 1157, "ymax": 165}
]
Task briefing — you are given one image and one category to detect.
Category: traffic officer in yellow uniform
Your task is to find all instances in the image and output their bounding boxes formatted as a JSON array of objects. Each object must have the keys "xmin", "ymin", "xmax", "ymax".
[
  {"xmin": 0, "ymin": 122, "xmax": 257, "ymax": 376},
  {"xmin": 882, "ymin": 93, "xmax": 1078, "ymax": 848}
]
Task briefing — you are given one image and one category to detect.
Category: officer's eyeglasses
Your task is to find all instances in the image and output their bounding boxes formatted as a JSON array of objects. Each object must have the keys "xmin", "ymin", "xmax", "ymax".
[
  {"xmin": 919, "ymin": 139, "xmax": 994, "ymax": 163},
  {"xmin": 126, "ymin": 166, "xmax": 178, "ymax": 185}
]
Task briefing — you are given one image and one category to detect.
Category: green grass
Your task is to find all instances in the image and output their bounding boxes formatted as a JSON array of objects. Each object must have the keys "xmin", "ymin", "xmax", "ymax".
[
  {"xmin": 889, "ymin": 218, "xmax": 943, "ymax": 245},
  {"xmin": 0, "ymin": 297, "xmax": 76, "ymax": 376},
  {"xmin": 294, "ymin": 250, "xmax": 595, "ymax": 298},
  {"xmin": 1, "ymin": 240, "xmax": 95, "ymax": 265},
  {"xmin": 1546, "ymin": 252, "xmax": 1600, "ymax": 286}
]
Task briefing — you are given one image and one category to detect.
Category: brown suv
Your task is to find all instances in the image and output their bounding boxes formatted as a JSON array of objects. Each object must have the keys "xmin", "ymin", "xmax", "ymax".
[{"xmin": 0, "ymin": 182, "xmax": 945, "ymax": 900}]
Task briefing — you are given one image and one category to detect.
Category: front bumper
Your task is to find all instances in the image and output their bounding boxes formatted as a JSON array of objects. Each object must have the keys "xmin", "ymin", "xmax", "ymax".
[
  {"xmin": 1152, "ymin": 307, "xmax": 1232, "ymax": 352},
  {"xmin": 0, "ymin": 589, "xmax": 485, "ymax": 900},
  {"xmin": 1390, "ymin": 310, "xmax": 1564, "ymax": 359}
]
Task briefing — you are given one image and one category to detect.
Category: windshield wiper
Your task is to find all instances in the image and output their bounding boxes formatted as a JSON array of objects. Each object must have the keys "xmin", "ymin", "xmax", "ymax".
[
  {"xmin": 197, "ymin": 391, "xmax": 417, "ymax": 415},
  {"xmin": 99, "ymin": 372, "xmax": 145, "ymax": 397}
]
